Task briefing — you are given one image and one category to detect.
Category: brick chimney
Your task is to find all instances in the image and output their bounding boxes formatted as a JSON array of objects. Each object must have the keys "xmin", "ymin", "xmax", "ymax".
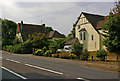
[{"xmin": 21, "ymin": 21, "xmax": 23, "ymax": 25}]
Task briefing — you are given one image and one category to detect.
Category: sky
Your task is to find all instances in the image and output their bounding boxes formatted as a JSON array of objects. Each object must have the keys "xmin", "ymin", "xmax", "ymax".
[{"xmin": 0, "ymin": 0, "xmax": 116, "ymax": 36}]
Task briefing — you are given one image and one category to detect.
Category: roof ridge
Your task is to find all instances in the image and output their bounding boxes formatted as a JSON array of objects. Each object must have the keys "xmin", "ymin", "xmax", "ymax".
[{"xmin": 82, "ymin": 12, "xmax": 105, "ymax": 17}]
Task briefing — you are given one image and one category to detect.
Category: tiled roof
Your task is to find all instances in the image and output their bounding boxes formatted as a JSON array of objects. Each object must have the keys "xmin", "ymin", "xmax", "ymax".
[
  {"xmin": 82, "ymin": 12, "xmax": 105, "ymax": 29},
  {"xmin": 65, "ymin": 38, "xmax": 79, "ymax": 45},
  {"xmin": 48, "ymin": 30, "xmax": 65, "ymax": 38},
  {"xmin": 75, "ymin": 12, "xmax": 108, "ymax": 30},
  {"xmin": 96, "ymin": 16, "xmax": 108, "ymax": 29}
]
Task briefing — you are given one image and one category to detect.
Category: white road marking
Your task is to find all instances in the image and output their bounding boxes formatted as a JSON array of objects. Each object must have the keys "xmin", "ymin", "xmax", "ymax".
[
  {"xmin": 10, "ymin": 60, "xmax": 20, "ymax": 64},
  {"xmin": 25, "ymin": 63, "xmax": 63, "ymax": 75},
  {"xmin": 6, "ymin": 59, "xmax": 20, "ymax": 64},
  {"xmin": 77, "ymin": 77, "xmax": 89, "ymax": 81},
  {"xmin": 0, "ymin": 57, "xmax": 2, "ymax": 59},
  {"xmin": 2, "ymin": 67, "xmax": 27, "ymax": 79},
  {"xmin": 77, "ymin": 77, "xmax": 84, "ymax": 79},
  {"xmin": 6, "ymin": 59, "xmax": 10, "ymax": 61}
]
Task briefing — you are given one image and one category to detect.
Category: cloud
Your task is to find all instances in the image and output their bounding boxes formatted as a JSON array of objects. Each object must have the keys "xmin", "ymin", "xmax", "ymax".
[{"xmin": 1, "ymin": 2, "xmax": 115, "ymax": 35}]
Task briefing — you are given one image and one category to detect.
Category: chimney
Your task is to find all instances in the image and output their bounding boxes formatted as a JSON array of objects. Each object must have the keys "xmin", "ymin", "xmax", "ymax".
[
  {"xmin": 42, "ymin": 24, "xmax": 45, "ymax": 27},
  {"xmin": 21, "ymin": 21, "xmax": 23, "ymax": 24}
]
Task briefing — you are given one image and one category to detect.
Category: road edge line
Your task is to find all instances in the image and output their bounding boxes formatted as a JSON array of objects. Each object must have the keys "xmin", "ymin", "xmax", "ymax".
[
  {"xmin": 25, "ymin": 63, "xmax": 63, "ymax": 75},
  {"xmin": 2, "ymin": 67, "xmax": 27, "ymax": 79}
]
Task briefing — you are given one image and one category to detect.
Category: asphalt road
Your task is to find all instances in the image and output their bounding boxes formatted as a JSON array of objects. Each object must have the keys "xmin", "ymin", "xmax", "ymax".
[{"xmin": 1, "ymin": 51, "xmax": 119, "ymax": 81}]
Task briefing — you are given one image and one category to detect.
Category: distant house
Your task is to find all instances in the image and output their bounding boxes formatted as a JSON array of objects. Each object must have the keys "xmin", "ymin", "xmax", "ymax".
[
  {"xmin": 48, "ymin": 30, "xmax": 65, "ymax": 40},
  {"xmin": 16, "ymin": 21, "xmax": 46, "ymax": 42},
  {"xmin": 75, "ymin": 12, "xmax": 108, "ymax": 51},
  {"xmin": 65, "ymin": 38, "xmax": 79, "ymax": 45}
]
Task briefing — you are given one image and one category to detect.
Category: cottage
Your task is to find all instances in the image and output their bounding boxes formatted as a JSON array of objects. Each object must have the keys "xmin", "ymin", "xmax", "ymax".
[
  {"xmin": 75, "ymin": 12, "xmax": 107, "ymax": 51},
  {"xmin": 48, "ymin": 30, "xmax": 65, "ymax": 40},
  {"xmin": 16, "ymin": 21, "xmax": 46, "ymax": 42}
]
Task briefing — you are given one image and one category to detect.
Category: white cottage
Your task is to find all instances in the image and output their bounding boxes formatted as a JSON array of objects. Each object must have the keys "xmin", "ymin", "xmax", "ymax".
[{"xmin": 75, "ymin": 12, "xmax": 108, "ymax": 51}]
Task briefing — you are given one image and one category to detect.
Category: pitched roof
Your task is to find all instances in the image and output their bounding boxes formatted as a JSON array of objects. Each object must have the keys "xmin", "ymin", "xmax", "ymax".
[
  {"xmin": 82, "ymin": 12, "xmax": 105, "ymax": 29},
  {"xmin": 65, "ymin": 38, "xmax": 79, "ymax": 45},
  {"xmin": 16, "ymin": 21, "xmax": 46, "ymax": 41},
  {"xmin": 96, "ymin": 16, "xmax": 108, "ymax": 29},
  {"xmin": 49, "ymin": 30, "xmax": 65, "ymax": 38},
  {"xmin": 75, "ymin": 12, "xmax": 107, "ymax": 30}
]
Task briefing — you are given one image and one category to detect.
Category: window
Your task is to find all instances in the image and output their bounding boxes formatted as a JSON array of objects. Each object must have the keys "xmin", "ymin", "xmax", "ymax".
[
  {"xmin": 95, "ymin": 42, "xmax": 96, "ymax": 48},
  {"xmin": 80, "ymin": 33, "xmax": 82, "ymax": 40},
  {"xmin": 78, "ymin": 25, "xmax": 80, "ymax": 29},
  {"xmin": 91, "ymin": 35, "xmax": 94, "ymax": 40},
  {"xmin": 83, "ymin": 32, "xmax": 86, "ymax": 40}
]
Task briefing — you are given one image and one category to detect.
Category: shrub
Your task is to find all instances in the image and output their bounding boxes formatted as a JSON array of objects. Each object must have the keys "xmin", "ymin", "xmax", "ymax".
[
  {"xmin": 34, "ymin": 49, "xmax": 43, "ymax": 56},
  {"xmin": 72, "ymin": 42, "xmax": 83, "ymax": 58},
  {"xmin": 42, "ymin": 46, "xmax": 48, "ymax": 53},
  {"xmin": 96, "ymin": 50, "xmax": 107, "ymax": 61},
  {"xmin": 68, "ymin": 54, "xmax": 77, "ymax": 59},
  {"xmin": 53, "ymin": 53, "xmax": 59, "ymax": 58},
  {"xmin": 12, "ymin": 44, "xmax": 22, "ymax": 53},
  {"xmin": 59, "ymin": 53, "xmax": 70, "ymax": 59},
  {"xmin": 12, "ymin": 38, "xmax": 20, "ymax": 45},
  {"xmin": 4, "ymin": 45, "xmax": 13, "ymax": 52},
  {"xmin": 44, "ymin": 50, "xmax": 52, "ymax": 57},
  {"xmin": 81, "ymin": 49, "xmax": 89, "ymax": 61}
]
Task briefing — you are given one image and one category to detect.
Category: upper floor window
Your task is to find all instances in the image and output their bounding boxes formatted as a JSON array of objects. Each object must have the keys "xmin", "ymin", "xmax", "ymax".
[
  {"xmin": 83, "ymin": 32, "xmax": 86, "ymax": 40},
  {"xmin": 80, "ymin": 33, "xmax": 82, "ymax": 40},
  {"xmin": 91, "ymin": 35, "xmax": 94, "ymax": 40}
]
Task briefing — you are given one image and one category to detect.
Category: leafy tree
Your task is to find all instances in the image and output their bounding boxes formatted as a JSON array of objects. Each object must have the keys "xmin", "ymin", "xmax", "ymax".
[
  {"xmin": 96, "ymin": 50, "xmax": 107, "ymax": 61},
  {"xmin": 48, "ymin": 38, "xmax": 66, "ymax": 53},
  {"xmin": 68, "ymin": 24, "xmax": 76, "ymax": 39},
  {"xmin": 72, "ymin": 42, "xmax": 83, "ymax": 58},
  {"xmin": 102, "ymin": 1, "xmax": 120, "ymax": 61},
  {"xmin": 2, "ymin": 19, "xmax": 17, "ymax": 46},
  {"xmin": 30, "ymin": 32, "xmax": 49, "ymax": 49},
  {"xmin": 45, "ymin": 27, "xmax": 53, "ymax": 32}
]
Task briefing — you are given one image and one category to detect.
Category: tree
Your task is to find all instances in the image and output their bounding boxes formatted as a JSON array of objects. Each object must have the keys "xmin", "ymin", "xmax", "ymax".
[
  {"xmin": 72, "ymin": 42, "xmax": 83, "ymax": 58},
  {"xmin": 2, "ymin": 19, "xmax": 17, "ymax": 46},
  {"xmin": 30, "ymin": 32, "xmax": 49, "ymax": 49},
  {"xmin": 81, "ymin": 49, "xmax": 89, "ymax": 61},
  {"xmin": 102, "ymin": 1, "xmax": 120, "ymax": 61},
  {"xmin": 68, "ymin": 24, "xmax": 76, "ymax": 39},
  {"xmin": 45, "ymin": 27, "xmax": 53, "ymax": 33}
]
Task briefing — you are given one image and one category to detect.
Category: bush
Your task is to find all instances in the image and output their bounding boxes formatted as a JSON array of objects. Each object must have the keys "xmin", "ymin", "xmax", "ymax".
[
  {"xmin": 59, "ymin": 53, "xmax": 70, "ymax": 59},
  {"xmin": 68, "ymin": 54, "xmax": 77, "ymax": 59},
  {"xmin": 3, "ymin": 45, "xmax": 13, "ymax": 52},
  {"xmin": 34, "ymin": 49, "xmax": 43, "ymax": 56},
  {"xmin": 12, "ymin": 38, "xmax": 20, "ymax": 45},
  {"xmin": 3, "ymin": 39, "xmax": 33, "ymax": 54},
  {"xmin": 96, "ymin": 50, "xmax": 107, "ymax": 61},
  {"xmin": 44, "ymin": 50, "xmax": 52, "ymax": 57},
  {"xmin": 12, "ymin": 44, "xmax": 22, "ymax": 53},
  {"xmin": 53, "ymin": 53, "xmax": 59, "ymax": 58},
  {"xmin": 42, "ymin": 46, "xmax": 48, "ymax": 53},
  {"xmin": 81, "ymin": 49, "xmax": 89, "ymax": 61},
  {"xmin": 72, "ymin": 42, "xmax": 83, "ymax": 58}
]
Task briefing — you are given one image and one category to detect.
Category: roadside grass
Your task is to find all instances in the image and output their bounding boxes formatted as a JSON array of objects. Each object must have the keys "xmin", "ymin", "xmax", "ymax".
[
  {"xmin": 88, "ymin": 51, "xmax": 120, "ymax": 61},
  {"xmin": 85, "ymin": 63, "xmax": 119, "ymax": 72}
]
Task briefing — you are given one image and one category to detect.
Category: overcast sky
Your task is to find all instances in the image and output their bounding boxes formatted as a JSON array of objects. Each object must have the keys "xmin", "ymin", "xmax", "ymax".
[{"xmin": 0, "ymin": 0, "xmax": 116, "ymax": 36}]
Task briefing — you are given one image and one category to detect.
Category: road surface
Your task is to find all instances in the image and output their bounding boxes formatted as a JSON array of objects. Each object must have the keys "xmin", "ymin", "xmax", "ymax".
[{"xmin": 1, "ymin": 51, "xmax": 119, "ymax": 81}]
